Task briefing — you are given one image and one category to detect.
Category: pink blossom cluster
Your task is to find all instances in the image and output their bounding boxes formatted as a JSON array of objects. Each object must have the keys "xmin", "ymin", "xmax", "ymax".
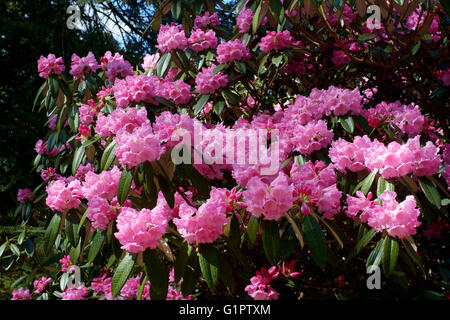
[
  {"xmin": 243, "ymin": 172, "xmax": 294, "ymax": 221},
  {"xmin": 195, "ymin": 65, "xmax": 229, "ymax": 94},
  {"xmin": 156, "ymin": 24, "xmax": 188, "ymax": 53},
  {"xmin": 17, "ymin": 188, "xmax": 35, "ymax": 204},
  {"xmin": 69, "ymin": 52, "xmax": 99, "ymax": 79},
  {"xmin": 11, "ymin": 287, "xmax": 31, "ymax": 300},
  {"xmin": 40, "ymin": 167, "xmax": 60, "ymax": 182},
  {"xmin": 82, "ymin": 166, "xmax": 122, "ymax": 201},
  {"xmin": 79, "ymin": 99, "xmax": 103, "ymax": 125},
  {"xmin": 100, "ymin": 51, "xmax": 134, "ymax": 83},
  {"xmin": 188, "ymin": 29, "xmax": 218, "ymax": 52},
  {"xmin": 173, "ymin": 188, "xmax": 230, "ymax": 244},
  {"xmin": 194, "ymin": 11, "xmax": 220, "ymax": 29},
  {"xmin": 37, "ymin": 54, "xmax": 65, "ymax": 79},
  {"xmin": 112, "ymin": 75, "xmax": 160, "ymax": 107},
  {"xmin": 86, "ymin": 196, "xmax": 129, "ymax": 231},
  {"xmin": 141, "ymin": 53, "xmax": 160, "ymax": 71},
  {"xmin": 74, "ymin": 163, "xmax": 94, "ymax": 182},
  {"xmin": 442, "ymin": 144, "xmax": 450, "ymax": 190},
  {"xmin": 216, "ymin": 39, "xmax": 251, "ymax": 64},
  {"xmin": 327, "ymin": 4, "xmax": 356, "ymax": 27},
  {"xmin": 59, "ymin": 255, "xmax": 72, "ymax": 272},
  {"xmin": 437, "ymin": 68, "xmax": 450, "ymax": 86},
  {"xmin": 236, "ymin": 8, "xmax": 254, "ymax": 34},
  {"xmin": 153, "ymin": 111, "xmax": 194, "ymax": 148},
  {"xmin": 245, "ymin": 266, "xmax": 280, "ymax": 300},
  {"xmin": 209, "ymin": 187, "xmax": 246, "ymax": 213},
  {"xmin": 290, "ymin": 161, "xmax": 342, "ymax": 219},
  {"xmin": 346, "ymin": 190, "xmax": 421, "ymax": 239},
  {"xmin": 330, "ymin": 135, "xmax": 441, "ymax": 179},
  {"xmin": 95, "ymin": 107, "xmax": 149, "ymax": 138},
  {"xmin": 259, "ymin": 30, "xmax": 294, "ymax": 52},
  {"xmin": 159, "ymin": 79, "xmax": 192, "ymax": 105},
  {"xmin": 113, "ymin": 123, "xmax": 165, "ymax": 168},
  {"xmin": 34, "ymin": 139, "xmax": 68, "ymax": 157},
  {"xmin": 289, "ymin": 120, "xmax": 334, "ymax": 155},
  {"xmin": 46, "ymin": 178, "xmax": 82, "ymax": 212},
  {"xmin": 115, "ymin": 206, "xmax": 169, "ymax": 253},
  {"xmin": 33, "ymin": 276, "xmax": 52, "ymax": 294},
  {"xmin": 364, "ymin": 101, "xmax": 426, "ymax": 136},
  {"xmin": 61, "ymin": 285, "xmax": 89, "ymax": 300}
]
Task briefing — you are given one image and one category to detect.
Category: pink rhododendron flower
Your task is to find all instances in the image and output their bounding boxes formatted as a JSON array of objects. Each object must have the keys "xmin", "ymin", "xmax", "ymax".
[
  {"xmin": 59, "ymin": 255, "xmax": 72, "ymax": 273},
  {"xmin": 245, "ymin": 266, "xmax": 280, "ymax": 300},
  {"xmin": 95, "ymin": 107, "xmax": 150, "ymax": 138},
  {"xmin": 86, "ymin": 196, "xmax": 130, "ymax": 231},
  {"xmin": 216, "ymin": 39, "xmax": 251, "ymax": 64},
  {"xmin": 291, "ymin": 120, "xmax": 334, "ymax": 154},
  {"xmin": 329, "ymin": 135, "xmax": 372, "ymax": 173},
  {"xmin": 157, "ymin": 24, "xmax": 188, "ymax": 53},
  {"xmin": 188, "ymin": 29, "xmax": 218, "ymax": 52},
  {"xmin": 115, "ymin": 206, "xmax": 168, "ymax": 253},
  {"xmin": 142, "ymin": 53, "xmax": 160, "ymax": 71},
  {"xmin": 279, "ymin": 260, "xmax": 302, "ymax": 278},
  {"xmin": 173, "ymin": 190, "xmax": 229, "ymax": 244},
  {"xmin": 17, "ymin": 188, "xmax": 35, "ymax": 204},
  {"xmin": 346, "ymin": 191, "xmax": 421, "ymax": 239},
  {"xmin": 113, "ymin": 123, "xmax": 165, "ymax": 168},
  {"xmin": 33, "ymin": 276, "xmax": 52, "ymax": 294},
  {"xmin": 69, "ymin": 52, "xmax": 98, "ymax": 79},
  {"xmin": 37, "ymin": 54, "xmax": 65, "ymax": 79},
  {"xmin": 11, "ymin": 287, "xmax": 31, "ymax": 300},
  {"xmin": 159, "ymin": 79, "xmax": 192, "ymax": 105},
  {"xmin": 82, "ymin": 166, "xmax": 122, "ymax": 201},
  {"xmin": 105, "ymin": 58, "xmax": 134, "ymax": 83},
  {"xmin": 46, "ymin": 179, "xmax": 83, "ymax": 212},
  {"xmin": 40, "ymin": 167, "xmax": 60, "ymax": 182},
  {"xmin": 112, "ymin": 75, "xmax": 160, "ymax": 107},
  {"xmin": 244, "ymin": 172, "xmax": 294, "ymax": 220},
  {"xmin": 194, "ymin": 11, "xmax": 220, "ymax": 29},
  {"xmin": 61, "ymin": 285, "xmax": 89, "ymax": 300},
  {"xmin": 236, "ymin": 8, "xmax": 253, "ymax": 34},
  {"xmin": 153, "ymin": 111, "xmax": 194, "ymax": 148},
  {"xmin": 259, "ymin": 30, "xmax": 294, "ymax": 52},
  {"xmin": 195, "ymin": 65, "xmax": 228, "ymax": 94}
]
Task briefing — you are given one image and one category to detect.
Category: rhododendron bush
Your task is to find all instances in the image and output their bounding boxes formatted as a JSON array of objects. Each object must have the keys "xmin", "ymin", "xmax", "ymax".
[{"xmin": 3, "ymin": 0, "xmax": 450, "ymax": 300}]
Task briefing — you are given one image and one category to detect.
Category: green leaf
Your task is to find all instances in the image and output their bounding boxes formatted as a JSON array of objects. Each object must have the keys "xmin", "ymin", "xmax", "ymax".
[
  {"xmin": 193, "ymin": 94, "xmax": 211, "ymax": 115},
  {"xmin": 24, "ymin": 238, "xmax": 34, "ymax": 257},
  {"xmin": 0, "ymin": 242, "xmax": 7, "ymax": 258},
  {"xmin": 366, "ymin": 238, "xmax": 385, "ymax": 269},
  {"xmin": 60, "ymin": 272, "xmax": 69, "ymax": 291},
  {"xmin": 352, "ymin": 229, "xmax": 377, "ymax": 257},
  {"xmin": 358, "ymin": 33, "xmax": 377, "ymax": 41},
  {"xmin": 246, "ymin": 216, "xmax": 260, "ymax": 248},
  {"xmin": 22, "ymin": 203, "xmax": 32, "ymax": 223},
  {"xmin": 252, "ymin": 0, "xmax": 268, "ymax": 33},
  {"xmin": 181, "ymin": 262, "xmax": 201, "ymax": 297},
  {"xmin": 65, "ymin": 212, "xmax": 80, "ymax": 247},
  {"xmin": 43, "ymin": 213, "xmax": 61, "ymax": 255},
  {"xmin": 213, "ymin": 100, "xmax": 225, "ymax": 116},
  {"xmin": 171, "ymin": 0, "xmax": 182, "ymax": 19},
  {"xmin": 136, "ymin": 275, "xmax": 148, "ymax": 300},
  {"xmin": 117, "ymin": 168, "xmax": 133, "ymax": 205},
  {"xmin": 88, "ymin": 230, "xmax": 105, "ymax": 262},
  {"xmin": 198, "ymin": 245, "xmax": 220, "ymax": 290},
  {"xmin": 71, "ymin": 146, "xmax": 85, "ymax": 176},
  {"xmin": 111, "ymin": 252, "xmax": 136, "ymax": 297},
  {"xmin": 32, "ymin": 82, "xmax": 46, "ymax": 112},
  {"xmin": 234, "ymin": 61, "xmax": 247, "ymax": 74},
  {"xmin": 269, "ymin": 0, "xmax": 283, "ymax": 20},
  {"xmin": 411, "ymin": 41, "xmax": 421, "ymax": 55},
  {"xmin": 339, "ymin": 116, "xmax": 355, "ymax": 134},
  {"xmin": 156, "ymin": 53, "xmax": 172, "ymax": 78},
  {"xmin": 418, "ymin": 178, "xmax": 441, "ymax": 209},
  {"xmin": 49, "ymin": 76, "xmax": 59, "ymax": 97},
  {"xmin": 100, "ymin": 141, "xmax": 116, "ymax": 171},
  {"xmin": 143, "ymin": 249, "xmax": 168, "ymax": 300},
  {"xmin": 10, "ymin": 243, "xmax": 20, "ymax": 256},
  {"xmin": 262, "ymin": 220, "xmax": 280, "ymax": 265},
  {"xmin": 174, "ymin": 241, "xmax": 190, "ymax": 283},
  {"xmin": 59, "ymin": 79, "xmax": 72, "ymax": 99},
  {"xmin": 389, "ymin": 238, "xmax": 399, "ymax": 274},
  {"xmin": 354, "ymin": 171, "xmax": 377, "ymax": 196},
  {"xmin": 17, "ymin": 229, "xmax": 25, "ymax": 245},
  {"xmin": 142, "ymin": 161, "xmax": 158, "ymax": 209},
  {"xmin": 219, "ymin": 255, "xmax": 235, "ymax": 294},
  {"xmin": 303, "ymin": 215, "xmax": 327, "ymax": 267}
]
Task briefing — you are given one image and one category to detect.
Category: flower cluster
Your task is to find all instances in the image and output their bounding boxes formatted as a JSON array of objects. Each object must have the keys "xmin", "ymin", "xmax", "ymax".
[
  {"xmin": 245, "ymin": 266, "xmax": 280, "ymax": 300},
  {"xmin": 37, "ymin": 54, "xmax": 65, "ymax": 79},
  {"xmin": 346, "ymin": 190, "xmax": 421, "ymax": 238},
  {"xmin": 195, "ymin": 65, "xmax": 229, "ymax": 94},
  {"xmin": 156, "ymin": 24, "xmax": 188, "ymax": 53}
]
